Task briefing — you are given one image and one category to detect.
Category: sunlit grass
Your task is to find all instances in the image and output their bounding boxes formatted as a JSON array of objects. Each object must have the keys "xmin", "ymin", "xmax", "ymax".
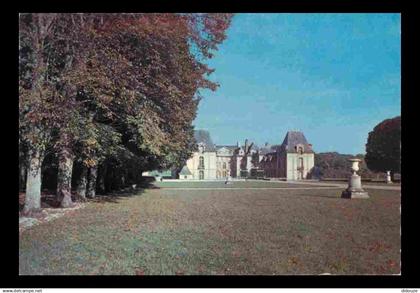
[{"xmin": 19, "ymin": 183, "xmax": 400, "ymax": 275}]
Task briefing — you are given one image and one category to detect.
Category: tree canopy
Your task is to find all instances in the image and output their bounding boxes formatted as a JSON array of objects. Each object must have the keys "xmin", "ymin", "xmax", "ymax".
[
  {"xmin": 365, "ymin": 116, "xmax": 401, "ymax": 175},
  {"xmin": 19, "ymin": 13, "xmax": 233, "ymax": 212}
]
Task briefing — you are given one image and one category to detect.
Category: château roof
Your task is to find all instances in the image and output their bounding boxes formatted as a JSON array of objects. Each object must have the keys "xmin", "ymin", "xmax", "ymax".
[
  {"xmin": 241, "ymin": 144, "xmax": 258, "ymax": 151},
  {"xmin": 179, "ymin": 165, "xmax": 193, "ymax": 176},
  {"xmin": 192, "ymin": 130, "xmax": 315, "ymax": 155},
  {"xmin": 215, "ymin": 145, "xmax": 238, "ymax": 151},
  {"xmin": 280, "ymin": 131, "xmax": 314, "ymax": 153},
  {"xmin": 258, "ymin": 147, "xmax": 272, "ymax": 155},
  {"xmin": 194, "ymin": 130, "xmax": 216, "ymax": 152}
]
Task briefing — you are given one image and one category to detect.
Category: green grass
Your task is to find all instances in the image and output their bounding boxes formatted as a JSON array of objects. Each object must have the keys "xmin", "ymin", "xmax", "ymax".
[
  {"xmin": 19, "ymin": 182, "xmax": 400, "ymax": 275},
  {"xmin": 321, "ymin": 180, "xmax": 401, "ymax": 186}
]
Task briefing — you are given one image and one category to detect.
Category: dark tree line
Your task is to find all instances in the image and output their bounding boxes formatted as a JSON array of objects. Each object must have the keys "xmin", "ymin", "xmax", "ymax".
[{"xmin": 311, "ymin": 152, "xmax": 377, "ymax": 179}]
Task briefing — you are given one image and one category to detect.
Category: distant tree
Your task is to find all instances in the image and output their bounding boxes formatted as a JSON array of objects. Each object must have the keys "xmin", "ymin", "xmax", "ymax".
[
  {"xmin": 365, "ymin": 116, "xmax": 401, "ymax": 180},
  {"xmin": 313, "ymin": 152, "xmax": 376, "ymax": 179}
]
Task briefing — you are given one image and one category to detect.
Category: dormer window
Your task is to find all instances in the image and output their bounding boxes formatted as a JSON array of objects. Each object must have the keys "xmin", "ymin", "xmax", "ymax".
[
  {"xmin": 198, "ymin": 143, "xmax": 205, "ymax": 153},
  {"xmin": 296, "ymin": 144, "xmax": 304, "ymax": 154}
]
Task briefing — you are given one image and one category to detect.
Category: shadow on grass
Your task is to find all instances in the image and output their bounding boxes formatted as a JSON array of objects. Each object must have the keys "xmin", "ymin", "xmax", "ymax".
[
  {"xmin": 88, "ymin": 181, "xmax": 160, "ymax": 204},
  {"xmin": 19, "ymin": 181, "xmax": 162, "ymax": 211}
]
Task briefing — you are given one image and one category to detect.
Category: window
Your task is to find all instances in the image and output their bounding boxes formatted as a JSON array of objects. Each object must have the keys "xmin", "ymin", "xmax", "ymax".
[
  {"xmin": 199, "ymin": 170, "xmax": 204, "ymax": 180},
  {"xmin": 298, "ymin": 158, "xmax": 304, "ymax": 180},
  {"xmin": 184, "ymin": 175, "xmax": 187, "ymax": 179},
  {"xmin": 199, "ymin": 156, "xmax": 204, "ymax": 169},
  {"xmin": 223, "ymin": 162, "xmax": 227, "ymax": 169}
]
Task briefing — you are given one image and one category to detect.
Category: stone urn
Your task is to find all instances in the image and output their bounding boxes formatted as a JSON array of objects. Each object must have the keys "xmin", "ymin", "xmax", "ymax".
[
  {"xmin": 350, "ymin": 159, "xmax": 360, "ymax": 174},
  {"xmin": 341, "ymin": 158, "xmax": 369, "ymax": 199},
  {"xmin": 386, "ymin": 171, "xmax": 393, "ymax": 184}
]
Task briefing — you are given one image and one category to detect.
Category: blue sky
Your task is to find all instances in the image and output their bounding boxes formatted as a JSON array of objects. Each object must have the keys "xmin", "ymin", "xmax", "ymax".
[{"xmin": 193, "ymin": 13, "xmax": 401, "ymax": 155}]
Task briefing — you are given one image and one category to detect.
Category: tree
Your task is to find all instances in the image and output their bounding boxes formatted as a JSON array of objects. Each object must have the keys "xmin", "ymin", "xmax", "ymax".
[
  {"xmin": 312, "ymin": 152, "xmax": 376, "ymax": 179},
  {"xmin": 19, "ymin": 13, "xmax": 233, "ymax": 208},
  {"xmin": 81, "ymin": 13, "xmax": 232, "ymax": 182},
  {"xmin": 365, "ymin": 116, "xmax": 401, "ymax": 180},
  {"xmin": 19, "ymin": 13, "xmax": 59, "ymax": 213},
  {"xmin": 20, "ymin": 14, "xmax": 100, "ymax": 208}
]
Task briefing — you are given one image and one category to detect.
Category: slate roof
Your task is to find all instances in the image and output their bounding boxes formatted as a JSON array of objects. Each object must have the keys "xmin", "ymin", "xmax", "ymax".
[
  {"xmin": 258, "ymin": 147, "xmax": 272, "ymax": 155},
  {"xmin": 215, "ymin": 145, "xmax": 238, "ymax": 151},
  {"xmin": 179, "ymin": 165, "xmax": 192, "ymax": 176},
  {"xmin": 241, "ymin": 144, "xmax": 258, "ymax": 151},
  {"xmin": 280, "ymin": 131, "xmax": 314, "ymax": 153},
  {"xmin": 194, "ymin": 130, "xmax": 216, "ymax": 152},
  {"xmin": 262, "ymin": 152, "xmax": 277, "ymax": 162},
  {"xmin": 257, "ymin": 143, "xmax": 271, "ymax": 155},
  {"xmin": 271, "ymin": 144, "xmax": 282, "ymax": 151}
]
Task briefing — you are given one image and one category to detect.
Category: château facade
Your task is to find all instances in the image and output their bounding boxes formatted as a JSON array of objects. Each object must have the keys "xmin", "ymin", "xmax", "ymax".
[
  {"xmin": 258, "ymin": 131, "xmax": 315, "ymax": 180},
  {"xmin": 178, "ymin": 130, "xmax": 315, "ymax": 180}
]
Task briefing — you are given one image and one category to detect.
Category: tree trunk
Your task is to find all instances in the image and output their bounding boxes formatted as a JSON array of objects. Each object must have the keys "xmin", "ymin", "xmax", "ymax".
[
  {"xmin": 86, "ymin": 165, "xmax": 98, "ymax": 198},
  {"xmin": 23, "ymin": 149, "xmax": 43, "ymax": 213},
  {"xmin": 76, "ymin": 164, "xmax": 88, "ymax": 199},
  {"xmin": 390, "ymin": 170, "xmax": 395, "ymax": 182},
  {"xmin": 121, "ymin": 173, "xmax": 126, "ymax": 189},
  {"xmin": 19, "ymin": 148, "xmax": 27, "ymax": 192},
  {"xmin": 57, "ymin": 149, "xmax": 75, "ymax": 208}
]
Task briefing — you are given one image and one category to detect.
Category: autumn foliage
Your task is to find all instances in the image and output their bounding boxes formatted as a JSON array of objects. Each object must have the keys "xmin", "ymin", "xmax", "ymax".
[{"xmin": 19, "ymin": 13, "xmax": 233, "ymax": 211}]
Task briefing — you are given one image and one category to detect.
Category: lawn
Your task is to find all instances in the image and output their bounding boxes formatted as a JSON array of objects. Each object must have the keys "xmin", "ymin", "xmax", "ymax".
[
  {"xmin": 152, "ymin": 180, "xmax": 336, "ymax": 189},
  {"xmin": 320, "ymin": 180, "xmax": 401, "ymax": 186},
  {"xmin": 19, "ymin": 181, "xmax": 400, "ymax": 275}
]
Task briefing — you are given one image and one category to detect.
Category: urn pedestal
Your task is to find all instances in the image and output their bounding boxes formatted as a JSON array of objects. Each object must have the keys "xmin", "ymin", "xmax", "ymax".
[{"xmin": 341, "ymin": 159, "xmax": 369, "ymax": 199}]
